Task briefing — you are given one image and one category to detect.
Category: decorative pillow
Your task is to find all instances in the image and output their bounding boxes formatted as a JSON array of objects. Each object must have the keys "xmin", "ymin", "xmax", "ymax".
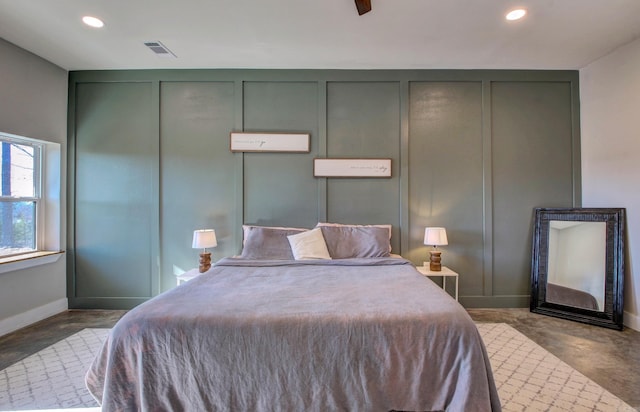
[
  {"xmin": 242, "ymin": 225, "xmax": 307, "ymax": 245},
  {"xmin": 318, "ymin": 225, "xmax": 391, "ymax": 259},
  {"xmin": 316, "ymin": 222, "xmax": 393, "ymax": 252},
  {"xmin": 240, "ymin": 225, "xmax": 308, "ymax": 260},
  {"xmin": 287, "ymin": 228, "xmax": 331, "ymax": 260}
]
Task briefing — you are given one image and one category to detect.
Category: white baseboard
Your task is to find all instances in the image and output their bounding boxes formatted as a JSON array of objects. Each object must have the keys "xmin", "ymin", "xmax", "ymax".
[
  {"xmin": 624, "ymin": 310, "xmax": 639, "ymax": 331},
  {"xmin": 0, "ymin": 298, "xmax": 68, "ymax": 337}
]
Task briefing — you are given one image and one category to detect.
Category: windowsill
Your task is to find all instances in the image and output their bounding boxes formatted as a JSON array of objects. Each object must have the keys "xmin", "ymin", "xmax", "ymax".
[{"xmin": 0, "ymin": 251, "xmax": 65, "ymax": 274}]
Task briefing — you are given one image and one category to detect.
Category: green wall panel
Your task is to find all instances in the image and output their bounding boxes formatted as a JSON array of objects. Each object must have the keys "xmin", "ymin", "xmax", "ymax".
[
  {"xmin": 160, "ymin": 81, "xmax": 237, "ymax": 291},
  {"xmin": 73, "ymin": 82, "xmax": 155, "ymax": 299},
  {"xmin": 67, "ymin": 70, "xmax": 580, "ymax": 309},
  {"xmin": 243, "ymin": 82, "xmax": 319, "ymax": 228},
  {"xmin": 407, "ymin": 81, "xmax": 485, "ymax": 296},
  {"xmin": 325, "ymin": 82, "xmax": 401, "ymax": 252},
  {"xmin": 491, "ymin": 81, "xmax": 574, "ymax": 296}
]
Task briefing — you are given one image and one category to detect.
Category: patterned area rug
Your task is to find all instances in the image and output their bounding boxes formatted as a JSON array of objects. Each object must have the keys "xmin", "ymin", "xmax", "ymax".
[
  {"xmin": 0, "ymin": 328, "xmax": 108, "ymax": 410},
  {"xmin": 477, "ymin": 323, "xmax": 635, "ymax": 411},
  {"xmin": 0, "ymin": 324, "xmax": 634, "ymax": 411}
]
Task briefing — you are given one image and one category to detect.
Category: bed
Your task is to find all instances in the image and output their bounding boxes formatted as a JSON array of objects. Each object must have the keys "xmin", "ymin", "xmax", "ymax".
[
  {"xmin": 546, "ymin": 282, "xmax": 600, "ymax": 310},
  {"xmin": 86, "ymin": 224, "xmax": 501, "ymax": 411}
]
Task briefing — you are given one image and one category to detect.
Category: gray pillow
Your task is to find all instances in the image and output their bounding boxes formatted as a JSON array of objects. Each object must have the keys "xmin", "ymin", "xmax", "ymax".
[
  {"xmin": 240, "ymin": 226, "xmax": 307, "ymax": 260},
  {"xmin": 319, "ymin": 226, "xmax": 391, "ymax": 259}
]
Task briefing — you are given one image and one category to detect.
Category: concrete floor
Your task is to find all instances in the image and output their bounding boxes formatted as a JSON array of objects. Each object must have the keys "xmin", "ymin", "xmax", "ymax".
[{"xmin": 1, "ymin": 308, "xmax": 638, "ymax": 409}]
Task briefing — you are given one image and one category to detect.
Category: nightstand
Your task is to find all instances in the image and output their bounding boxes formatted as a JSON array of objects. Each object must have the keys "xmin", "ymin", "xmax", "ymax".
[
  {"xmin": 416, "ymin": 265, "xmax": 459, "ymax": 301},
  {"xmin": 176, "ymin": 268, "xmax": 200, "ymax": 285}
]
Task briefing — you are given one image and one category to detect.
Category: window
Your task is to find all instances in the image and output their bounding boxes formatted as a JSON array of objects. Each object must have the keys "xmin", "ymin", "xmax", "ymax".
[{"xmin": 0, "ymin": 134, "xmax": 42, "ymax": 258}]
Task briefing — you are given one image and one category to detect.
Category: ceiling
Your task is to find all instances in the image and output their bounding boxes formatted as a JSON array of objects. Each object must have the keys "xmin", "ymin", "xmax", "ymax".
[{"xmin": 0, "ymin": 0, "xmax": 639, "ymax": 71}]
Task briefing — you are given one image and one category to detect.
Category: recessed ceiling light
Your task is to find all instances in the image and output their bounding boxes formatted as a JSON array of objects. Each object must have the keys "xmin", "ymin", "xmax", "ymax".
[
  {"xmin": 82, "ymin": 16, "xmax": 104, "ymax": 28},
  {"xmin": 506, "ymin": 9, "xmax": 527, "ymax": 21}
]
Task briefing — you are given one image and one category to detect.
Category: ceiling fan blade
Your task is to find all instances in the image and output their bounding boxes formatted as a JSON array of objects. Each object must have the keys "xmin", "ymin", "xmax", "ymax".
[{"xmin": 354, "ymin": 0, "xmax": 372, "ymax": 15}]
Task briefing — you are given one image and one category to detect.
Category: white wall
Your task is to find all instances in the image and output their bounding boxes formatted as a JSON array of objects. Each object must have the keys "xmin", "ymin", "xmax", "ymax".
[
  {"xmin": 580, "ymin": 37, "xmax": 640, "ymax": 331},
  {"xmin": 0, "ymin": 38, "xmax": 68, "ymax": 334}
]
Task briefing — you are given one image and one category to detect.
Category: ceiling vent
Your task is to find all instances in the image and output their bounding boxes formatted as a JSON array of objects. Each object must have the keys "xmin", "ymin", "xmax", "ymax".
[{"xmin": 143, "ymin": 41, "xmax": 176, "ymax": 58}]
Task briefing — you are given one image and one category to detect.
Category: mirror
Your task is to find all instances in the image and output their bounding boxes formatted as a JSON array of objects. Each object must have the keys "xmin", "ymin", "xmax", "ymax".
[
  {"xmin": 547, "ymin": 220, "xmax": 606, "ymax": 311},
  {"xmin": 530, "ymin": 208, "xmax": 625, "ymax": 330}
]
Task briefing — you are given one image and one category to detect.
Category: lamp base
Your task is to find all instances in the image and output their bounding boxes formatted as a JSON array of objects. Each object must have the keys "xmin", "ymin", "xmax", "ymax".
[
  {"xmin": 429, "ymin": 250, "xmax": 442, "ymax": 271},
  {"xmin": 199, "ymin": 252, "xmax": 212, "ymax": 273}
]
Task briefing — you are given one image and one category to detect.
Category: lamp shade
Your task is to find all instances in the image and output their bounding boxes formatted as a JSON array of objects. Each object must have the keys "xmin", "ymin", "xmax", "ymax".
[
  {"xmin": 424, "ymin": 227, "xmax": 448, "ymax": 247},
  {"xmin": 192, "ymin": 229, "xmax": 217, "ymax": 249}
]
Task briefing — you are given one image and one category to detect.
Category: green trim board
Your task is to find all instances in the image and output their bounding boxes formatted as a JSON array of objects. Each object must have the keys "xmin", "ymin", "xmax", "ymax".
[
  {"xmin": 481, "ymin": 80, "xmax": 494, "ymax": 297},
  {"xmin": 461, "ymin": 295, "xmax": 531, "ymax": 309},
  {"xmin": 69, "ymin": 297, "xmax": 150, "ymax": 310},
  {"xmin": 67, "ymin": 69, "xmax": 580, "ymax": 309},
  {"xmin": 69, "ymin": 69, "xmax": 579, "ymax": 83}
]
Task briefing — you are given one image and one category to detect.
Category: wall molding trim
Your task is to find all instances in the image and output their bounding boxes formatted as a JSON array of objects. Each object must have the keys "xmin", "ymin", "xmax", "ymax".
[
  {"xmin": 0, "ymin": 298, "xmax": 68, "ymax": 337},
  {"xmin": 69, "ymin": 297, "xmax": 149, "ymax": 310}
]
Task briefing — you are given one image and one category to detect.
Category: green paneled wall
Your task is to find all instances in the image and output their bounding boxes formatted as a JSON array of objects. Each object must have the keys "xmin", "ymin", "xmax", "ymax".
[
  {"xmin": 243, "ymin": 82, "xmax": 320, "ymax": 228},
  {"xmin": 67, "ymin": 70, "xmax": 580, "ymax": 309},
  {"xmin": 407, "ymin": 81, "xmax": 485, "ymax": 297},
  {"xmin": 160, "ymin": 81, "xmax": 237, "ymax": 292},
  {"xmin": 326, "ymin": 82, "xmax": 401, "ymax": 252},
  {"xmin": 490, "ymin": 81, "xmax": 575, "ymax": 299},
  {"xmin": 71, "ymin": 82, "xmax": 158, "ymax": 307}
]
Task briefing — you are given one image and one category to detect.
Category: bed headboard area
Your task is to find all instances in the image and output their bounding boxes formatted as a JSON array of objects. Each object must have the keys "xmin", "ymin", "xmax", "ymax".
[{"xmin": 67, "ymin": 69, "xmax": 580, "ymax": 309}]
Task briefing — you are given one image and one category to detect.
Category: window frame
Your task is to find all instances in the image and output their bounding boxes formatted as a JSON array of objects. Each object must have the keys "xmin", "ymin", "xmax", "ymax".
[{"xmin": 0, "ymin": 131, "xmax": 50, "ymax": 260}]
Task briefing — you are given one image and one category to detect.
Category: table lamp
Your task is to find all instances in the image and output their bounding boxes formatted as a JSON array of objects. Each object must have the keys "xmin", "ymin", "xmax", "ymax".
[
  {"xmin": 424, "ymin": 227, "xmax": 448, "ymax": 271},
  {"xmin": 192, "ymin": 229, "xmax": 217, "ymax": 273}
]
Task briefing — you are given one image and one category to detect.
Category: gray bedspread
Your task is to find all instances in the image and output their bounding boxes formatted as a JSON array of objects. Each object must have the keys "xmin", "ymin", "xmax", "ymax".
[{"xmin": 86, "ymin": 257, "xmax": 501, "ymax": 411}]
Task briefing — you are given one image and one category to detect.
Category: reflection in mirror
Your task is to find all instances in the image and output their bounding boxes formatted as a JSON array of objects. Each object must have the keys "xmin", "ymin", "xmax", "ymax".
[{"xmin": 546, "ymin": 221, "xmax": 606, "ymax": 311}]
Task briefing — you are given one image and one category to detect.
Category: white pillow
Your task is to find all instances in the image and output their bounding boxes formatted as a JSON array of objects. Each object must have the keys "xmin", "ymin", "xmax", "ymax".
[{"xmin": 287, "ymin": 228, "xmax": 331, "ymax": 260}]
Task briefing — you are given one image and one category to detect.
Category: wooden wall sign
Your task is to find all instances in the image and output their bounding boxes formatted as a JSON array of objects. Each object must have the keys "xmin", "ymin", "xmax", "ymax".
[
  {"xmin": 230, "ymin": 132, "xmax": 310, "ymax": 153},
  {"xmin": 314, "ymin": 158, "xmax": 392, "ymax": 177}
]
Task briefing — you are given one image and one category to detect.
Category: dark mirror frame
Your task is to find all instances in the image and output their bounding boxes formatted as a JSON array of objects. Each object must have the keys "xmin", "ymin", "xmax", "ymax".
[{"xmin": 530, "ymin": 207, "xmax": 625, "ymax": 330}]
